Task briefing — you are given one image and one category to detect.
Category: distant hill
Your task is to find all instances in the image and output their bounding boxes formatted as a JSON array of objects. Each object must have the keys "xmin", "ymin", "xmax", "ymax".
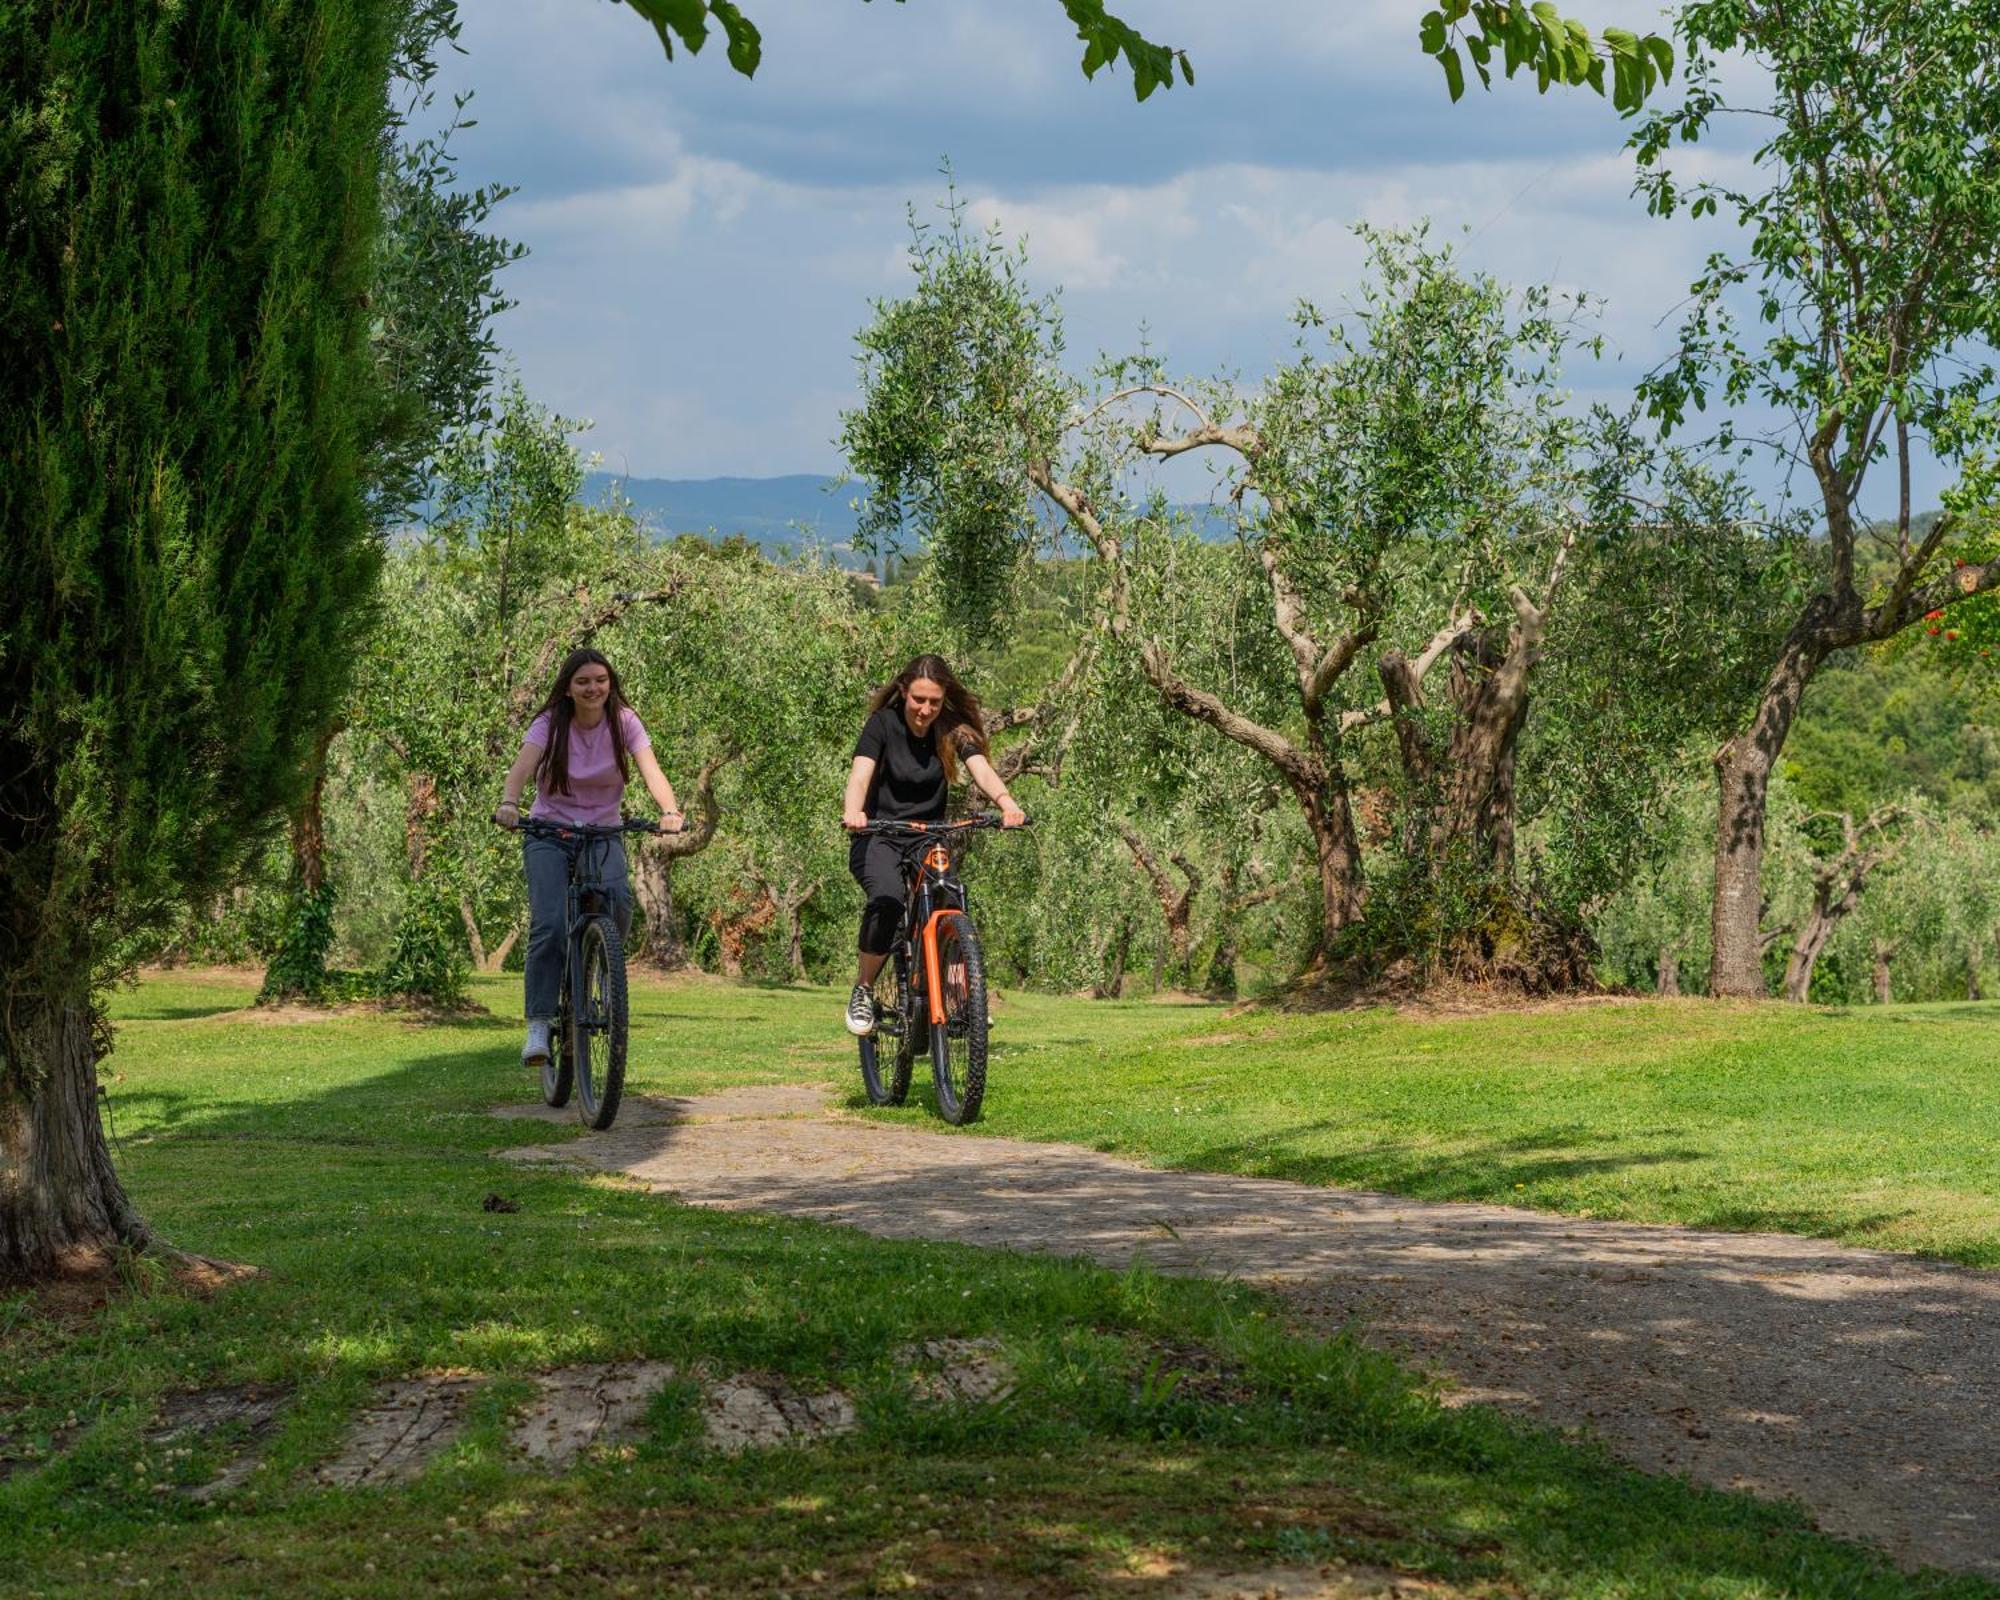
[
  {"xmin": 583, "ymin": 472, "xmax": 862, "ymax": 554},
  {"xmin": 581, "ymin": 471, "xmax": 1237, "ymax": 558}
]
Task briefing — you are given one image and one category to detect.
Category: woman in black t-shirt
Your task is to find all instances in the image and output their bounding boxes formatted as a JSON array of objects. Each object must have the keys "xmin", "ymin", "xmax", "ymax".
[{"xmin": 840, "ymin": 653, "xmax": 1025, "ymax": 1035}]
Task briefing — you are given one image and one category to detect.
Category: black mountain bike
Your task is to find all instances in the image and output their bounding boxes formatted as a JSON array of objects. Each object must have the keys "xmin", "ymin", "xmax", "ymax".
[
  {"xmin": 854, "ymin": 814, "xmax": 1025, "ymax": 1125},
  {"xmin": 513, "ymin": 816, "xmax": 660, "ymax": 1131}
]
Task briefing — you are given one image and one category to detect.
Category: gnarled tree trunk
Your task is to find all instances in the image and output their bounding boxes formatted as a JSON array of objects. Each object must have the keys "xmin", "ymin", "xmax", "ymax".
[
  {"xmin": 1, "ymin": 993, "xmax": 148, "ymax": 1283},
  {"xmin": 631, "ymin": 849, "xmax": 689, "ymax": 971},
  {"xmin": 1656, "ymin": 942, "xmax": 1683, "ymax": 996},
  {"xmin": 1116, "ymin": 823, "xmax": 1199, "ymax": 990},
  {"xmin": 1779, "ymin": 806, "xmax": 1900, "ymax": 1004},
  {"xmin": 1092, "ymin": 915, "xmax": 1132, "ymax": 1000},
  {"xmin": 629, "ymin": 749, "xmax": 733, "ymax": 973},
  {"xmin": 1872, "ymin": 939, "xmax": 1897, "ymax": 1005}
]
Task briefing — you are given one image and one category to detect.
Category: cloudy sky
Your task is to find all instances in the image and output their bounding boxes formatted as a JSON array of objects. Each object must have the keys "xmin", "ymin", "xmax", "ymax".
[{"xmin": 430, "ymin": 1, "xmax": 1799, "ymax": 494}]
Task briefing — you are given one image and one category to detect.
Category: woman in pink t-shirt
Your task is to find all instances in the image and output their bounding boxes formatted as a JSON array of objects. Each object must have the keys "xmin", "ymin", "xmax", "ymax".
[{"xmin": 493, "ymin": 649, "xmax": 685, "ymax": 1068}]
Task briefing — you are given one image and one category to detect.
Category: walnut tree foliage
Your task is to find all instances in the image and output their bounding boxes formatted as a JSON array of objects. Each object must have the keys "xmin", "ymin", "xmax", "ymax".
[{"xmin": 607, "ymin": 0, "xmax": 1672, "ymax": 111}]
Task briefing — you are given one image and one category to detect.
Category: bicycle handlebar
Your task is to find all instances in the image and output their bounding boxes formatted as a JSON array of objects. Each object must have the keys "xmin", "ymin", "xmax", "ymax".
[
  {"xmin": 504, "ymin": 816, "xmax": 669, "ymax": 839},
  {"xmin": 851, "ymin": 812, "xmax": 1031, "ymax": 837}
]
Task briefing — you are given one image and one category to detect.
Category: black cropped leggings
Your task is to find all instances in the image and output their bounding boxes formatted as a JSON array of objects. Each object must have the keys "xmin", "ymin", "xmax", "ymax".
[{"xmin": 849, "ymin": 835, "xmax": 908, "ymax": 955}]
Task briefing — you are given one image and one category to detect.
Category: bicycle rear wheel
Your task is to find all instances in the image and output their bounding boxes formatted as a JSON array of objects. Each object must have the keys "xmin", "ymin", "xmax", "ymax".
[
  {"xmin": 570, "ymin": 915, "xmax": 628, "ymax": 1130},
  {"xmin": 858, "ymin": 949, "xmax": 918, "ymax": 1106},
  {"xmin": 928, "ymin": 911, "xmax": 987, "ymax": 1125},
  {"xmin": 542, "ymin": 995, "xmax": 575, "ymax": 1108}
]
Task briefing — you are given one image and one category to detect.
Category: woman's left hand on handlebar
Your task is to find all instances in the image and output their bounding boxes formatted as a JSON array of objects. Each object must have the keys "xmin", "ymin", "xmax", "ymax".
[
  {"xmin": 1000, "ymin": 805, "xmax": 1027, "ymax": 828},
  {"xmin": 660, "ymin": 809, "xmax": 686, "ymax": 834}
]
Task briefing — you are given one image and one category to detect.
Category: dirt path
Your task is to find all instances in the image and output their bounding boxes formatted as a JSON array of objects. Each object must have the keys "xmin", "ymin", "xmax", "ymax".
[{"xmin": 499, "ymin": 1086, "xmax": 2000, "ymax": 1579}]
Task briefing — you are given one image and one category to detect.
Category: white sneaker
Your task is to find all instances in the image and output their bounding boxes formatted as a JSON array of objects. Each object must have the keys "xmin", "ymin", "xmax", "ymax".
[
  {"xmin": 843, "ymin": 984, "xmax": 876, "ymax": 1037},
  {"xmin": 522, "ymin": 1018, "xmax": 553, "ymax": 1065}
]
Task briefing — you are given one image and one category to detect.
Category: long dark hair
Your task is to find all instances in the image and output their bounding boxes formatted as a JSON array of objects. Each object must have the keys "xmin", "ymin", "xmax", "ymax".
[
  {"xmin": 867, "ymin": 653, "xmax": 989, "ymax": 782},
  {"xmin": 533, "ymin": 648, "xmax": 633, "ymax": 797}
]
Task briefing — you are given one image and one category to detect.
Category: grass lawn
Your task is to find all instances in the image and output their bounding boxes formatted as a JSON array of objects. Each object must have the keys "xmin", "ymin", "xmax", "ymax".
[{"xmin": 0, "ymin": 970, "xmax": 1990, "ymax": 1597}]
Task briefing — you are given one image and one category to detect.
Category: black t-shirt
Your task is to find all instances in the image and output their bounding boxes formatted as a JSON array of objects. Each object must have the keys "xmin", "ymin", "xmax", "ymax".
[{"xmin": 854, "ymin": 704, "xmax": 972, "ymax": 821}]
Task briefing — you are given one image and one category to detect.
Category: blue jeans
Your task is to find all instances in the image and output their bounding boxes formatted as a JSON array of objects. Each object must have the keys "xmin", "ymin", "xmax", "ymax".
[{"xmin": 522, "ymin": 832, "xmax": 632, "ymax": 1020}]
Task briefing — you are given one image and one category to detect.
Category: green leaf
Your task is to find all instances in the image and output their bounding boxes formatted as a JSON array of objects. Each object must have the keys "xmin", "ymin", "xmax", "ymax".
[
  {"xmin": 709, "ymin": 0, "xmax": 761, "ymax": 74},
  {"xmin": 1642, "ymin": 33, "xmax": 1674, "ymax": 84},
  {"xmin": 1441, "ymin": 45, "xmax": 1466, "ymax": 102},
  {"xmin": 1419, "ymin": 10, "xmax": 1448, "ymax": 55}
]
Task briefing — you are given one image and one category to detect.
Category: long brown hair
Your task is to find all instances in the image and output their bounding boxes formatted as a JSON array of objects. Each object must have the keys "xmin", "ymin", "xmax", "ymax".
[
  {"xmin": 532, "ymin": 648, "xmax": 634, "ymax": 797},
  {"xmin": 867, "ymin": 653, "xmax": 989, "ymax": 781}
]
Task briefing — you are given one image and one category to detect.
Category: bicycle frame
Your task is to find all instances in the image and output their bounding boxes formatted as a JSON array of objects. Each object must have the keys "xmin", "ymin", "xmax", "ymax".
[{"xmin": 860, "ymin": 818, "xmax": 996, "ymax": 1027}]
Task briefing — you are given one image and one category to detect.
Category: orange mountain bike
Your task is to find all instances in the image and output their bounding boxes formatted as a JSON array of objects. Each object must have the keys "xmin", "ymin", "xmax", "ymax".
[{"xmin": 854, "ymin": 814, "xmax": 1025, "ymax": 1125}]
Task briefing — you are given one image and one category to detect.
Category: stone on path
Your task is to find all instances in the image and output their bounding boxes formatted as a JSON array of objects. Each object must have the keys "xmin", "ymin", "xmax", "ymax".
[
  {"xmin": 146, "ymin": 1384, "xmax": 290, "ymax": 1502},
  {"xmin": 700, "ymin": 1375, "xmax": 857, "ymax": 1452},
  {"xmin": 897, "ymin": 1337, "xmax": 1015, "ymax": 1406},
  {"xmin": 511, "ymin": 1361, "xmax": 677, "ymax": 1469},
  {"xmin": 316, "ymin": 1377, "xmax": 480, "ymax": 1488},
  {"xmin": 1156, "ymin": 1568, "xmax": 1454, "ymax": 1599}
]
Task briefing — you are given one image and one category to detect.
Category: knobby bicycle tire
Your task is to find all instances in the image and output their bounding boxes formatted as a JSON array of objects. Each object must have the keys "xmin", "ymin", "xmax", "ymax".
[
  {"xmin": 542, "ymin": 994, "xmax": 576, "ymax": 1108},
  {"xmin": 571, "ymin": 915, "xmax": 628, "ymax": 1130},
  {"xmin": 859, "ymin": 950, "xmax": 918, "ymax": 1106},
  {"xmin": 929, "ymin": 911, "xmax": 987, "ymax": 1125}
]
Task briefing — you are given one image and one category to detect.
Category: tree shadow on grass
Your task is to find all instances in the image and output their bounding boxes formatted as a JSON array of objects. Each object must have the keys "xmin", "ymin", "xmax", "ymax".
[{"xmin": 1177, "ymin": 1122, "xmax": 1712, "ymax": 1208}]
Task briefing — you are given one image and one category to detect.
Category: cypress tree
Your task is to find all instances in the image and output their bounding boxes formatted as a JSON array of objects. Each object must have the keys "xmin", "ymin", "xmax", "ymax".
[{"xmin": 0, "ymin": 1, "xmax": 395, "ymax": 1280}]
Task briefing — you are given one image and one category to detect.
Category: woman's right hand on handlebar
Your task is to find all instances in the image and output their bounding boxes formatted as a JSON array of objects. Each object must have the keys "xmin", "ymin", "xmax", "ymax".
[
  {"xmin": 494, "ymin": 801, "xmax": 521, "ymax": 830},
  {"xmin": 842, "ymin": 807, "xmax": 869, "ymax": 832}
]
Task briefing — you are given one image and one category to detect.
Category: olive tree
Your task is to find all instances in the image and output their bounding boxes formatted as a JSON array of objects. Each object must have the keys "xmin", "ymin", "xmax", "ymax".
[
  {"xmin": 1632, "ymin": 0, "xmax": 2000, "ymax": 996},
  {"xmin": 844, "ymin": 212, "xmax": 1775, "ymax": 987}
]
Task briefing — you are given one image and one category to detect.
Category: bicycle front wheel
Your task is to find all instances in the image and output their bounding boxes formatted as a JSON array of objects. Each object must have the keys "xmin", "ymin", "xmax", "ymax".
[
  {"xmin": 570, "ymin": 915, "xmax": 628, "ymax": 1130},
  {"xmin": 928, "ymin": 911, "xmax": 988, "ymax": 1125}
]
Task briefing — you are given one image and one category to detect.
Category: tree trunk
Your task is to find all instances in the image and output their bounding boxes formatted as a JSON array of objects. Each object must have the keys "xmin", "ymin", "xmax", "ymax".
[
  {"xmin": 1297, "ymin": 776, "xmax": 1365, "ymax": 973},
  {"xmin": 1206, "ymin": 868, "xmax": 1241, "ymax": 1001},
  {"xmin": 1116, "ymin": 825, "xmax": 1199, "ymax": 989},
  {"xmin": 1656, "ymin": 944, "xmax": 1682, "ymax": 996},
  {"xmin": 484, "ymin": 921, "xmax": 523, "ymax": 975},
  {"xmin": 631, "ymin": 849, "xmax": 690, "ymax": 971},
  {"xmin": 1781, "ymin": 909, "xmax": 1835, "ymax": 1004},
  {"xmin": 0, "ymin": 994, "xmax": 149, "ymax": 1283},
  {"xmin": 405, "ymin": 770, "xmax": 438, "ymax": 879},
  {"xmin": 787, "ymin": 908, "xmax": 806, "ymax": 982},
  {"xmin": 1093, "ymin": 917, "xmax": 1132, "ymax": 1000},
  {"xmin": 292, "ymin": 732, "xmax": 334, "ymax": 897},
  {"xmin": 1970, "ymin": 948, "xmax": 1984, "ymax": 1003},
  {"xmin": 1712, "ymin": 628, "xmax": 1829, "ymax": 997},
  {"xmin": 1439, "ymin": 624, "xmax": 1535, "ymax": 874},
  {"xmin": 1872, "ymin": 940, "xmax": 1897, "ymax": 1005},
  {"xmin": 1780, "ymin": 807, "xmax": 1899, "ymax": 1005},
  {"xmin": 459, "ymin": 897, "xmax": 486, "ymax": 969}
]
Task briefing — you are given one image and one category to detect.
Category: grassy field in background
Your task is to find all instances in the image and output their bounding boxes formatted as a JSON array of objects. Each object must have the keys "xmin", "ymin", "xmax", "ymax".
[{"xmin": 0, "ymin": 969, "xmax": 1989, "ymax": 1597}]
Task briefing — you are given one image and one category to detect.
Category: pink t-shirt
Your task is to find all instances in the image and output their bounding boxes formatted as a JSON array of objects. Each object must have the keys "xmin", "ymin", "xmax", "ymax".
[{"xmin": 523, "ymin": 706, "xmax": 651, "ymax": 826}]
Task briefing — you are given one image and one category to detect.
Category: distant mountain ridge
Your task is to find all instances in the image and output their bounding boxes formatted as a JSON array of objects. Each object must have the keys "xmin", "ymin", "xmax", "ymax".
[
  {"xmin": 583, "ymin": 472, "xmax": 862, "ymax": 552},
  {"xmin": 581, "ymin": 471, "xmax": 1236, "ymax": 556}
]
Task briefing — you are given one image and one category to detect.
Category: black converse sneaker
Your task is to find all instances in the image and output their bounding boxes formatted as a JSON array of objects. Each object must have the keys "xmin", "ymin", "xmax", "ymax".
[{"xmin": 844, "ymin": 983, "xmax": 876, "ymax": 1037}]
